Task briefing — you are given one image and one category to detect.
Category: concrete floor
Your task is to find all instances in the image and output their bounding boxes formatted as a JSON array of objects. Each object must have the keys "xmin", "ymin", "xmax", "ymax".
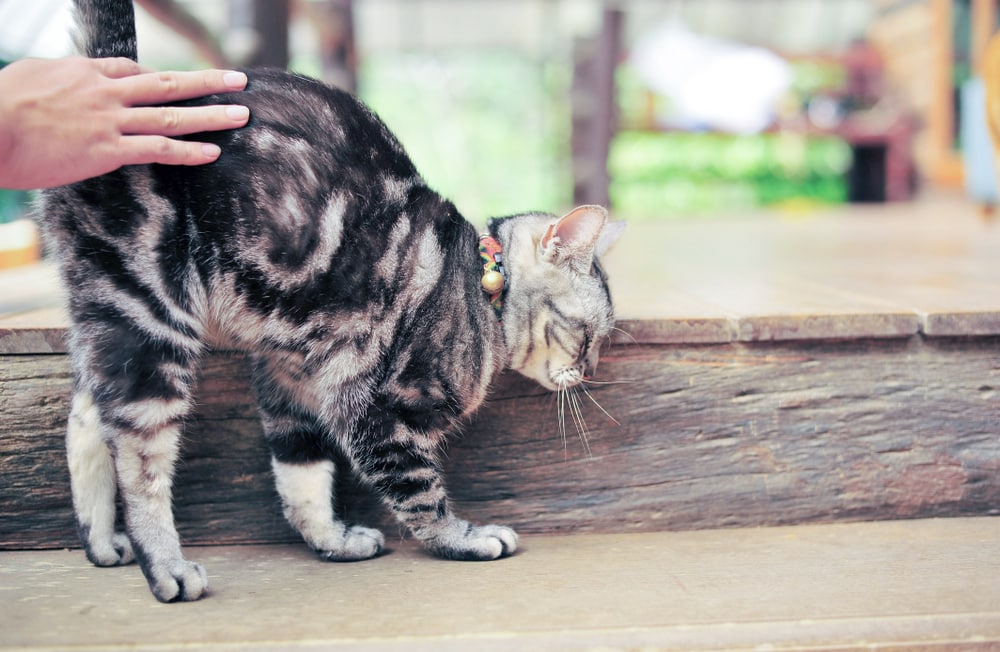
[{"xmin": 2, "ymin": 517, "xmax": 998, "ymax": 651}]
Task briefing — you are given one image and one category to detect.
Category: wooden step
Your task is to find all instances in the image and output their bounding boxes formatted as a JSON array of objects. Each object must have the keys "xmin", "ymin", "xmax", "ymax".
[
  {"xmin": 2, "ymin": 193, "xmax": 1000, "ymax": 549},
  {"xmin": 4, "ymin": 326, "xmax": 1000, "ymax": 549},
  {"xmin": 2, "ymin": 518, "xmax": 999, "ymax": 650}
]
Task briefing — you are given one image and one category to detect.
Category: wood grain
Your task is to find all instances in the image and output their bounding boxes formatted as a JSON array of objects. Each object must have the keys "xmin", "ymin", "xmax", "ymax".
[
  {"xmin": 3, "ymin": 334, "xmax": 998, "ymax": 550},
  {"xmin": 3, "ymin": 520, "xmax": 999, "ymax": 651}
]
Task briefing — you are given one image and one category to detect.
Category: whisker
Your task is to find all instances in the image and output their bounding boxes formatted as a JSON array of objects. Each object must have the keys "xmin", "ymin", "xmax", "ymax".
[
  {"xmin": 579, "ymin": 383, "xmax": 621, "ymax": 426},
  {"xmin": 567, "ymin": 387, "xmax": 593, "ymax": 458},
  {"xmin": 609, "ymin": 326, "xmax": 637, "ymax": 344},
  {"xmin": 552, "ymin": 368, "xmax": 622, "ymax": 458},
  {"xmin": 581, "ymin": 378, "xmax": 636, "ymax": 386},
  {"xmin": 557, "ymin": 384, "xmax": 568, "ymax": 454}
]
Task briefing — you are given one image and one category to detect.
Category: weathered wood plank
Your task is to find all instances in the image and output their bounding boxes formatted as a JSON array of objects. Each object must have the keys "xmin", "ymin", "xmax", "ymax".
[
  {"xmin": 0, "ymin": 325, "xmax": 66, "ymax": 354},
  {"xmin": 2, "ymin": 335, "xmax": 999, "ymax": 550},
  {"xmin": 451, "ymin": 336, "xmax": 1000, "ymax": 534},
  {"xmin": 4, "ymin": 520, "xmax": 1000, "ymax": 651}
]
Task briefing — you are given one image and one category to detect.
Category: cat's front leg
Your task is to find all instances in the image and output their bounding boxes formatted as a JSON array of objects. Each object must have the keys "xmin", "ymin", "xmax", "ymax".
[
  {"xmin": 255, "ymin": 361, "xmax": 385, "ymax": 562},
  {"xmin": 358, "ymin": 431, "xmax": 518, "ymax": 561}
]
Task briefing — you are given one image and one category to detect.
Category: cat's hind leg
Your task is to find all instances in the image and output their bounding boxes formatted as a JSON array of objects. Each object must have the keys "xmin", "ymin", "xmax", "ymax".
[
  {"xmin": 66, "ymin": 388, "xmax": 134, "ymax": 567},
  {"xmin": 72, "ymin": 321, "xmax": 207, "ymax": 603},
  {"xmin": 271, "ymin": 458, "xmax": 385, "ymax": 561},
  {"xmin": 111, "ymin": 406, "xmax": 207, "ymax": 602}
]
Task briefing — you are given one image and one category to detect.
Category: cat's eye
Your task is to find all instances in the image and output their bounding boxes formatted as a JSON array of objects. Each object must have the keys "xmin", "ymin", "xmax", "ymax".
[{"xmin": 578, "ymin": 332, "xmax": 593, "ymax": 362}]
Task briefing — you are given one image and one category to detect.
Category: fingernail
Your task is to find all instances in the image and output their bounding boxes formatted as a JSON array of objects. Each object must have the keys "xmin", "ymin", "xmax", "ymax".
[
  {"xmin": 223, "ymin": 71, "xmax": 247, "ymax": 89},
  {"xmin": 202, "ymin": 143, "xmax": 222, "ymax": 159},
  {"xmin": 226, "ymin": 105, "xmax": 250, "ymax": 122}
]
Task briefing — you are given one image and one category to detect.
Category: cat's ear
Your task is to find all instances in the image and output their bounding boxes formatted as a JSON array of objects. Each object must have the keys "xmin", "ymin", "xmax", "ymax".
[
  {"xmin": 596, "ymin": 220, "xmax": 626, "ymax": 258},
  {"xmin": 539, "ymin": 205, "xmax": 609, "ymax": 269}
]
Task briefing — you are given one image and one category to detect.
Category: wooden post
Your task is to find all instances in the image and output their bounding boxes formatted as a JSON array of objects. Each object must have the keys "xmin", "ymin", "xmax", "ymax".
[
  {"xmin": 249, "ymin": 0, "xmax": 290, "ymax": 69},
  {"xmin": 298, "ymin": 0, "xmax": 357, "ymax": 91},
  {"xmin": 971, "ymin": 0, "xmax": 997, "ymax": 76},
  {"xmin": 928, "ymin": 0, "xmax": 962, "ymax": 186},
  {"xmin": 572, "ymin": 5, "xmax": 622, "ymax": 208}
]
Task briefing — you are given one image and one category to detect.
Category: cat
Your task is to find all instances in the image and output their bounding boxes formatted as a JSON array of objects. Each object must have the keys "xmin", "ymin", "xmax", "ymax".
[{"xmin": 40, "ymin": 0, "xmax": 624, "ymax": 603}]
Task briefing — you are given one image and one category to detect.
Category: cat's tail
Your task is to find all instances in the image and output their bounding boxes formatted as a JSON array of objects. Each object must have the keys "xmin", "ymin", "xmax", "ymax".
[{"xmin": 74, "ymin": 0, "xmax": 138, "ymax": 61}]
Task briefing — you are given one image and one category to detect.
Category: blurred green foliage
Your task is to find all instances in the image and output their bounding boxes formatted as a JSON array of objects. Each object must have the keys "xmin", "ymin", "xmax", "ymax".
[
  {"xmin": 609, "ymin": 131, "xmax": 851, "ymax": 218},
  {"xmin": 2, "ymin": 49, "xmax": 854, "ymax": 226},
  {"xmin": 612, "ymin": 55, "xmax": 853, "ymax": 219},
  {"xmin": 0, "ymin": 59, "xmax": 30, "ymax": 225},
  {"xmin": 0, "ymin": 190, "xmax": 31, "ymax": 225},
  {"xmin": 359, "ymin": 51, "xmax": 573, "ymax": 224},
  {"xmin": 789, "ymin": 59, "xmax": 847, "ymax": 96}
]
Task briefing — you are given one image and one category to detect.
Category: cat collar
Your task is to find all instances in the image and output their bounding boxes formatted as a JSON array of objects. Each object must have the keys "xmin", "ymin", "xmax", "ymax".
[{"xmin": 478, "ymin": 235, "xmax": 506, "ymax": 319}]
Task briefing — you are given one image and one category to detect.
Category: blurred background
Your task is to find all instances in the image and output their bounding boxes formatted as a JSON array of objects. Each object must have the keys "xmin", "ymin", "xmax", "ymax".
[{"xmin": 0, "ymin": 0, "xmax": 997, "ymax": 237}]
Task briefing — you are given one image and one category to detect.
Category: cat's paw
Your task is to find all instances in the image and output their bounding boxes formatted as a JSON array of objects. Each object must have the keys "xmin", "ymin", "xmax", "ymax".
[
  {"xmin": 316, "ymin": 525, "xmax": 385, "ymax": 562},
  {"xmin": 146, "ymin": 559, "xmax": 208, "ymax": 603},
  {"xmin": 84, "ymin": 532, "xmax": 135, "ymax": 567},
  {"xmin": 427, "ymin": 522, "xmax": 519, "ymax": 561}
]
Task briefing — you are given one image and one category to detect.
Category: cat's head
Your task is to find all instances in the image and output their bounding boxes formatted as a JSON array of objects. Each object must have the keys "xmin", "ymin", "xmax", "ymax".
[{"xmin": 491, "ymin": 206, "xmax": 624, "ymax": 391}]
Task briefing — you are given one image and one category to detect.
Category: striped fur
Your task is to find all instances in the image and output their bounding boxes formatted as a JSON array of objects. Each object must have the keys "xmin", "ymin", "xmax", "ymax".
[{"xmin": 41, "ymin": 0, "xmax": 623, "ymax": 603}]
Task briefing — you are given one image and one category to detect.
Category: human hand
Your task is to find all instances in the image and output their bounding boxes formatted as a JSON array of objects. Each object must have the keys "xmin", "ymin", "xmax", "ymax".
[{"xmin": 0, "ymin": 56, "xmax": 250, "ymax": 190}]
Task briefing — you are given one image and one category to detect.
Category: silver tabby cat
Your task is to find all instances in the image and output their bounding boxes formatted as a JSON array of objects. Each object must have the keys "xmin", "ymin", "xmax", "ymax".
[{"xmin": 40, "ymin": 0, "xmax": 624, "ymax": 603}]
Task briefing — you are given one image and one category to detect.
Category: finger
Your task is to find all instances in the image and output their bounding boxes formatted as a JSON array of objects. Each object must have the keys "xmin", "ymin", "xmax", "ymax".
[
  {"xmin": 117, "ymin": 135, "xmax": 223, "ymax": 167},
  {"xmin": 119, "ymin": 104, "xmax": 250, "ymax": 136},
  {"xmin": 120, "ymin": 69, "xmax": 248, "ymax": 105},
  {"xmin": 93, "ymin": 57, "xmax": 143, "ymax": 79}
]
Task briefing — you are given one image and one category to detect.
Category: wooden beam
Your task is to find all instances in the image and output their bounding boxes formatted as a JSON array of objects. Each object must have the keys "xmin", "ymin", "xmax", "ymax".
[{"xmin": 3, "ymin": 335, "xmax": 999, "ymax": 550}]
